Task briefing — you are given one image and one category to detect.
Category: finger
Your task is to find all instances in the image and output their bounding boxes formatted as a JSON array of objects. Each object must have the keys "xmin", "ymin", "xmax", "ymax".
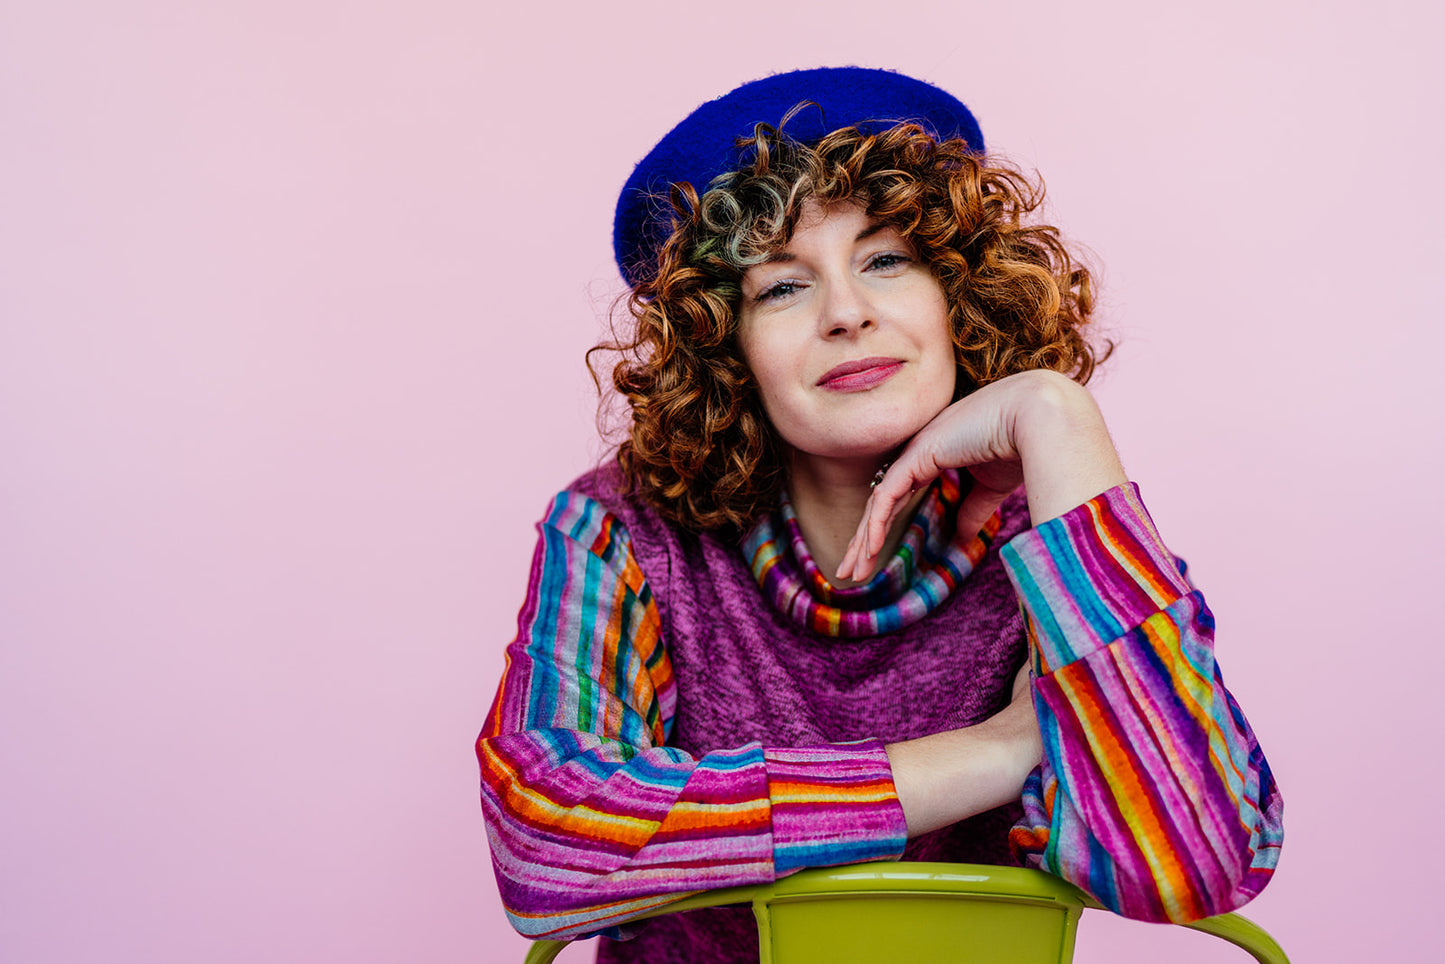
[
  {"xmin": 866, "ymin": 456, "xmax": 933, "ymax": 558},
  {"xmin": 837, "ymin": 506, "xmax": 860, "ymax": 581},
  {"xmin": 854, "ymin": 495, "xmax": 892, "ymax": 581},
  {"xmin": 847, "ymin": 452, "xmax": 933, "ymax": 580},
  {"xmin": 850, "ymin": 494, "xmax": 882, "ymax": 581},
  {"xmin": 836, "ymin": 528, "xmax": 860, "ymax": 581},
  {"xmin": 857, "ymin": 488, "xmax": 900, "ymax": 581},
  {"xmin": 838, "ymin": 493, "xmax": 875, "ymax": 581},
  {"xmin": 862, "ymin": 472, "xmax": 908, "ymax": 560}
]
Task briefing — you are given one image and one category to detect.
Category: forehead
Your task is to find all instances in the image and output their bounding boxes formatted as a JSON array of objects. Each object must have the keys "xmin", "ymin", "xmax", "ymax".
[
  {"xmin": 754, "ymin": 200, "xmax": 898, "ymax": 265},
  {"xmin": 794, "ymin": 197, "xmax": 868, "ymax": 232}
]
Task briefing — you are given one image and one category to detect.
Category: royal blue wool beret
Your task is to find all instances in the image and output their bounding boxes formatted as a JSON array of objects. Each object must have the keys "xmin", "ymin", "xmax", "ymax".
[{"xmin": 612, "ymin": 66, "xmax": 985, "ymax": 287}]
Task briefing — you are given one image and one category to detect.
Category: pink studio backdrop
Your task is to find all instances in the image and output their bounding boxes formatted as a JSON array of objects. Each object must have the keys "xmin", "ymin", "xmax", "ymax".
[{"xmin": 2, "ymin": 1, "xmax": 1440, "ymax": 961}]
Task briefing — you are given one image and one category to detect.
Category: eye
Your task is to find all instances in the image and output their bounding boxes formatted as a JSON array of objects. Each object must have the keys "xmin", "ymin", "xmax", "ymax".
[
  {"xmin": 754, "ymin": 279, "xmax": 803, "ymax": 303},
  {"xmin": 865, "ymin": 252, "xmax": 911, "ymax": 272}
]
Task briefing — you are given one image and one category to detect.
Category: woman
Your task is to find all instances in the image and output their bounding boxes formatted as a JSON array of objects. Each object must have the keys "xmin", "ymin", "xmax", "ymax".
[{"xmin": 477, "ymin": 67, "xmax": 1283, "ymax": 962}]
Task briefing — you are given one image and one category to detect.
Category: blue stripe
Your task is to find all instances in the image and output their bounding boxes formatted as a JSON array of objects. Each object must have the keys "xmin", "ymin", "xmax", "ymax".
[
  {"xmin": 1037, "ymin": 520, "xmax": 1124, "ymax": 643},
  {"xmin": 773, "ymin": 836, "xmax": 903, "ymax": 874},
  {"xmin": 697, "ymin": 744, "xmax": 768, "ymax": 772},
  {"xmin": 526, "ymin": 519, "xmax": 569, "ymax": 725},
  {"xmin": 1002, "ymin": 548, "xmax": 1070, "ymax": 663},
  {"xmin": 575, "ymin": 523, "xmax": 605, "ymax": 730},
  {"xmin": 1085, "ymin": 828, "xmax": 1120, "ymax": 912}
]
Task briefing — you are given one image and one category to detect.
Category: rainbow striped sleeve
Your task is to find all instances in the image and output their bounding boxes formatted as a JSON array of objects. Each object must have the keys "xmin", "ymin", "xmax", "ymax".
[
  {"xmin": 477, "ymin": 491, "xmax": 907, "ymax": 940},
  {"xmin": 1001, "ymin": 483, "xmax": 1283, "ymax": 923}
]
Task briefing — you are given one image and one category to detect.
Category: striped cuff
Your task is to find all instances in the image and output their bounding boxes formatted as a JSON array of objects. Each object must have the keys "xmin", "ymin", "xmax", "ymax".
[
  {"xmin": 1000, "ymin": 483, "xmax": 1194, "ymax": 674},
  {"xmin": 763, "ymin": 741, "xmax": 908, "ymax": 876}
]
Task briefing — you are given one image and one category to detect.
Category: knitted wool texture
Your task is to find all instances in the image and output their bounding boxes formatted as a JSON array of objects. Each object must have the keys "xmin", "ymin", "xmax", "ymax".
[
  {"xmin": 570, "ymin": 465, "xmax": 1031, "ymax": 963},
  {"xmin": 612, "ymin": 66, "xmax": 985, "ymax": 286}
]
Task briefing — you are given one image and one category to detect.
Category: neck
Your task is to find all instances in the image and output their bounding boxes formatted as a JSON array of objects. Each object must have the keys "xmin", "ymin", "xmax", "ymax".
[{"xmin": 787, "ymin": 452, "xmax": 929, "ymax": 589}]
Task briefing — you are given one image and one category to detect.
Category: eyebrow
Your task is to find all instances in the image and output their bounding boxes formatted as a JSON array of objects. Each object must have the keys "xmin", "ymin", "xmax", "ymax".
[
  {"xmin": 855, "ymin": 221, "xmax": 890, "ymax": 243},
  {"xmin": 757, "ymin": 220, "xmax": 894, "ymax": 265}
]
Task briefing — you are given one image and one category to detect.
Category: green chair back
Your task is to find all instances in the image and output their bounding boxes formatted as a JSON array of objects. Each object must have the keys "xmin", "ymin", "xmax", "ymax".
[{"xmin": 521, "ymin": 862, "xmax": 1288, "ymax": 963}]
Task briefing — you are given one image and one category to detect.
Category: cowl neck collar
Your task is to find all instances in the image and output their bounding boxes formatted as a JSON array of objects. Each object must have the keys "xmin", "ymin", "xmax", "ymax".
[{"xmin": 740, "ymin": 469, "xmax": 1001, "ymax": 637}]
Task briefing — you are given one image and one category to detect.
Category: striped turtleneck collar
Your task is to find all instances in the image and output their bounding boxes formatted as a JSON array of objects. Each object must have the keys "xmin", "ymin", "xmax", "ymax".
[{"xmin": 740, "ymin": 469, "xmax": 1001, "ymax": 638}]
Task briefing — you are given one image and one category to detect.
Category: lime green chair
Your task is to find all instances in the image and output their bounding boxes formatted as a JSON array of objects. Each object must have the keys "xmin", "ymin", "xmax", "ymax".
[{"xmin": 521, "ymin": 862, "xmax": 1287, "ymax": 963}]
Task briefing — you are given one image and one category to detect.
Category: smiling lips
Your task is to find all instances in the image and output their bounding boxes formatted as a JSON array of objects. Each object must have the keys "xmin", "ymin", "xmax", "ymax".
[{"xmin": 816, "ymin": 357, "xmax": 904, "ymax": 392}]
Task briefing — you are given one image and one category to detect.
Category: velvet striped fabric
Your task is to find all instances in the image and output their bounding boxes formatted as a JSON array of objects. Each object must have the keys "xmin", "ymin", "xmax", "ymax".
[{"xmin": 477, "ymin": 481, "xmax": 1282, "ymax": 940}]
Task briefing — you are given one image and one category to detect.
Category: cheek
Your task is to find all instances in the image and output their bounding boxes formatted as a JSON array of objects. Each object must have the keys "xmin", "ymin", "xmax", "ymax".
[
  {"xmin": 737, "ymin": 327, "xmax": 798, "ymax": 414},
  {"xmin": 746, "ymin": 363, "xmax": 798, "ymax": 438},
  {"xmin": 932, "ymin": 333, "xmax": 960, "ymax": 396},
  {"xmin": 739, "ymin": 352, "xmax": 812, "ymax": 449},
  {"xmin": 922, "ymin": 300, "xmax": 958, "ymax": 385},
  {"xmin": 737, "ymin": 334, "xmax": 768, "ymax": 398}
]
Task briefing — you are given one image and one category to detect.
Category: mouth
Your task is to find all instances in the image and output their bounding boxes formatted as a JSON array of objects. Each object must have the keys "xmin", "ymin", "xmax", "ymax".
[{"xmin": 816, "ymin": 357, "xmax": 904, "ymax": 392}]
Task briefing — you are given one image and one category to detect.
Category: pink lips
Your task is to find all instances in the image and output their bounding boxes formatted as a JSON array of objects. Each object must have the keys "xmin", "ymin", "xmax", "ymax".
[{"xmin": 816, "ymin": 357, "xmax": 904, "ymax": 392}]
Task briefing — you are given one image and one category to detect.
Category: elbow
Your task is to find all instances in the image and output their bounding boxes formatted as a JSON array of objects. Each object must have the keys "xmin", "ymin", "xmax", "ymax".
[
  {"xmin": 485, "ymin": 834, "xmax": 666, "ymax": 941},
  {"xmin": 480, "ymin": 783, "xmax": 665, "ymax": 941},
  {"xmin": 479, "ymin": 787, "xmax": 611, "ymax": 940},
  {"xmin": 1120, "ymin": 854, "xmax": 1278, "ymax": 924},
  {"xmin": 482, "ymin": 810, "xmax": 613, "ymax": 940},
  {"xmin": 1043, "ymin": 766, "xmax": 1284, "ymax": 925},
  {"xmin": 1199, "ymin": 783, "xmax": 1285, "ymax": 921},
  {"xmin": 492, "ymin": 872, "xmax": 602, "ymax": 941},
  {"xmin": 477, "ymin": 736, "xmax": 591, "ymax": 938},
  {"xmin": 477, "ymin": 737, "xmax": 654, "ymax": 940},
  {"xmin": 1180, "ymin": 761, "xmax": 1285, "ymax": 922},
  {"xmin": 1120, "ymin": 791, "xmax": 1285, "ymax": 924}
]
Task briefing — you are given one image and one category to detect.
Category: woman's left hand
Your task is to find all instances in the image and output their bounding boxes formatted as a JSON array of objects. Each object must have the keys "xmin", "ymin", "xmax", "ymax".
[{"xmin": 836, "ymin": 369, "xmax": 1128, "ymax": 582}]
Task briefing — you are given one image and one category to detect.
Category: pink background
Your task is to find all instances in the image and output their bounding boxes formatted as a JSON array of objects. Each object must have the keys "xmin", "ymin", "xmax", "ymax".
[{"xmin": 3, "ymin": 1, "xmax": 1440, "ymax": 961}]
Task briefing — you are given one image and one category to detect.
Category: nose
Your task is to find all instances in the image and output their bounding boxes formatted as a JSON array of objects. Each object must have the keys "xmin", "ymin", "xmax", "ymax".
[{"xmin": 817, "ymin": 274, "xmax": 875, "ymax": 338}]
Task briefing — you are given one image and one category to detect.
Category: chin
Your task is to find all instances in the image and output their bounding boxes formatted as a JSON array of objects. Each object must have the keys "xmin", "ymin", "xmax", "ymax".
[
  {"xmin": 775, "ymin": 397, "xmax": 951, "ymax": 465},
  {"xmin": 808, "ymin": 423, "xmax": 926, "ymax": 462}
]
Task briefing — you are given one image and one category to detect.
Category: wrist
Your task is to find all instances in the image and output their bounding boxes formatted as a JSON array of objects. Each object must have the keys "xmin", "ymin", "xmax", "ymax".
[
  {"xmin": 885, "ymin": 714, "xmax": 1039, "ymax": 838},
  {"xmin": 1011, "ymin": 372, "xmax": 1127, "ymax": 524},
  {"xmin": 978, "ymin": 699, "xmax": 1044, "ymax": 787}
]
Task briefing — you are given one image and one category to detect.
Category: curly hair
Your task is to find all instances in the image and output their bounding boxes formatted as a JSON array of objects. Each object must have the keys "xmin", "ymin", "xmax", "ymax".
[{"xmin": 591, "ymin": 113, "xmax": 1110, "ymax": 532}]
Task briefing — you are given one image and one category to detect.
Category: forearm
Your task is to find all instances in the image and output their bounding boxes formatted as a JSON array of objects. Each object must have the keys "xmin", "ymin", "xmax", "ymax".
[
  {"xmin": 483, "ymin": 729, "xmax": 908, "ymax": 937},
  {"xmin": 1003, "ymin": 484, "xmax": 1284, "ymax": 922},
  {"xmin": 884, "ymin": 694, "xmax": 1040, "ymax": 838}
]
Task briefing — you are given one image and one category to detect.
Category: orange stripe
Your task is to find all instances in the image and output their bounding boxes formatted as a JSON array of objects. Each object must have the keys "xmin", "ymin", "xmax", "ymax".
[
  {"xmin": 769, "ymin": 778, "xmax": 896, "ymax": 805},
  {"xmin": 1087, "ymin": 497, "xmax": 1178, "ymax": 606},
  {"xmin": 1056, "ymin": 665, "xmax": 1192, "ymax": 914},
  {"xmin": 657, "ymin": 799, "xmax": 770, "ymax": 833}
]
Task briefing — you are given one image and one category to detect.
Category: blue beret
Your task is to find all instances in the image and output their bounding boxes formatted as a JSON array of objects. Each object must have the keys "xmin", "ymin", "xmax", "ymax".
[{"xmin": 612, "ymin": 66, "xmax": 984, "ymax": 287}]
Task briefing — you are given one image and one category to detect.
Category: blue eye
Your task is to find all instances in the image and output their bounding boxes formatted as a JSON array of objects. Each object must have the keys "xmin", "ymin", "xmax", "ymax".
[
  {"xmin": 866, "ymin": 253, "xmax": 910, "ymax": 271},
  {"xmin": 755, "ymin": 280, "xmax": 801, "ymax": 303}
]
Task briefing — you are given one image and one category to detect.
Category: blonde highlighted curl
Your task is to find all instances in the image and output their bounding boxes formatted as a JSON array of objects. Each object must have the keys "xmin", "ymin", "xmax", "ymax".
[{"xmin": 590, "ymin": 113, "xmax": 1110, "ymax": 532}]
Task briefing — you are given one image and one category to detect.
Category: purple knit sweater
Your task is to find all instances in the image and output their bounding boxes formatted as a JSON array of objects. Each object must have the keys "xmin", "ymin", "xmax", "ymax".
[{"xmin": 572, "ymin": 467, "xmax": 1033, "ymax": 963}]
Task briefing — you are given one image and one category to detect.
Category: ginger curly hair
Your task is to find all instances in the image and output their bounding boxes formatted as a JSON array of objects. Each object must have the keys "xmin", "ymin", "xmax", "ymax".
[{"xmin": 591, "ymin": 114, "xmax": 1109, "ymax": 532}]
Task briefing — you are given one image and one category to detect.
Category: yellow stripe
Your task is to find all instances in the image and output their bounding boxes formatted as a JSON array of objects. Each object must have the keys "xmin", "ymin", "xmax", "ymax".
[{"xmin": 1054, "ymin": 666, "xmax": 1186, "ymax": 908}]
